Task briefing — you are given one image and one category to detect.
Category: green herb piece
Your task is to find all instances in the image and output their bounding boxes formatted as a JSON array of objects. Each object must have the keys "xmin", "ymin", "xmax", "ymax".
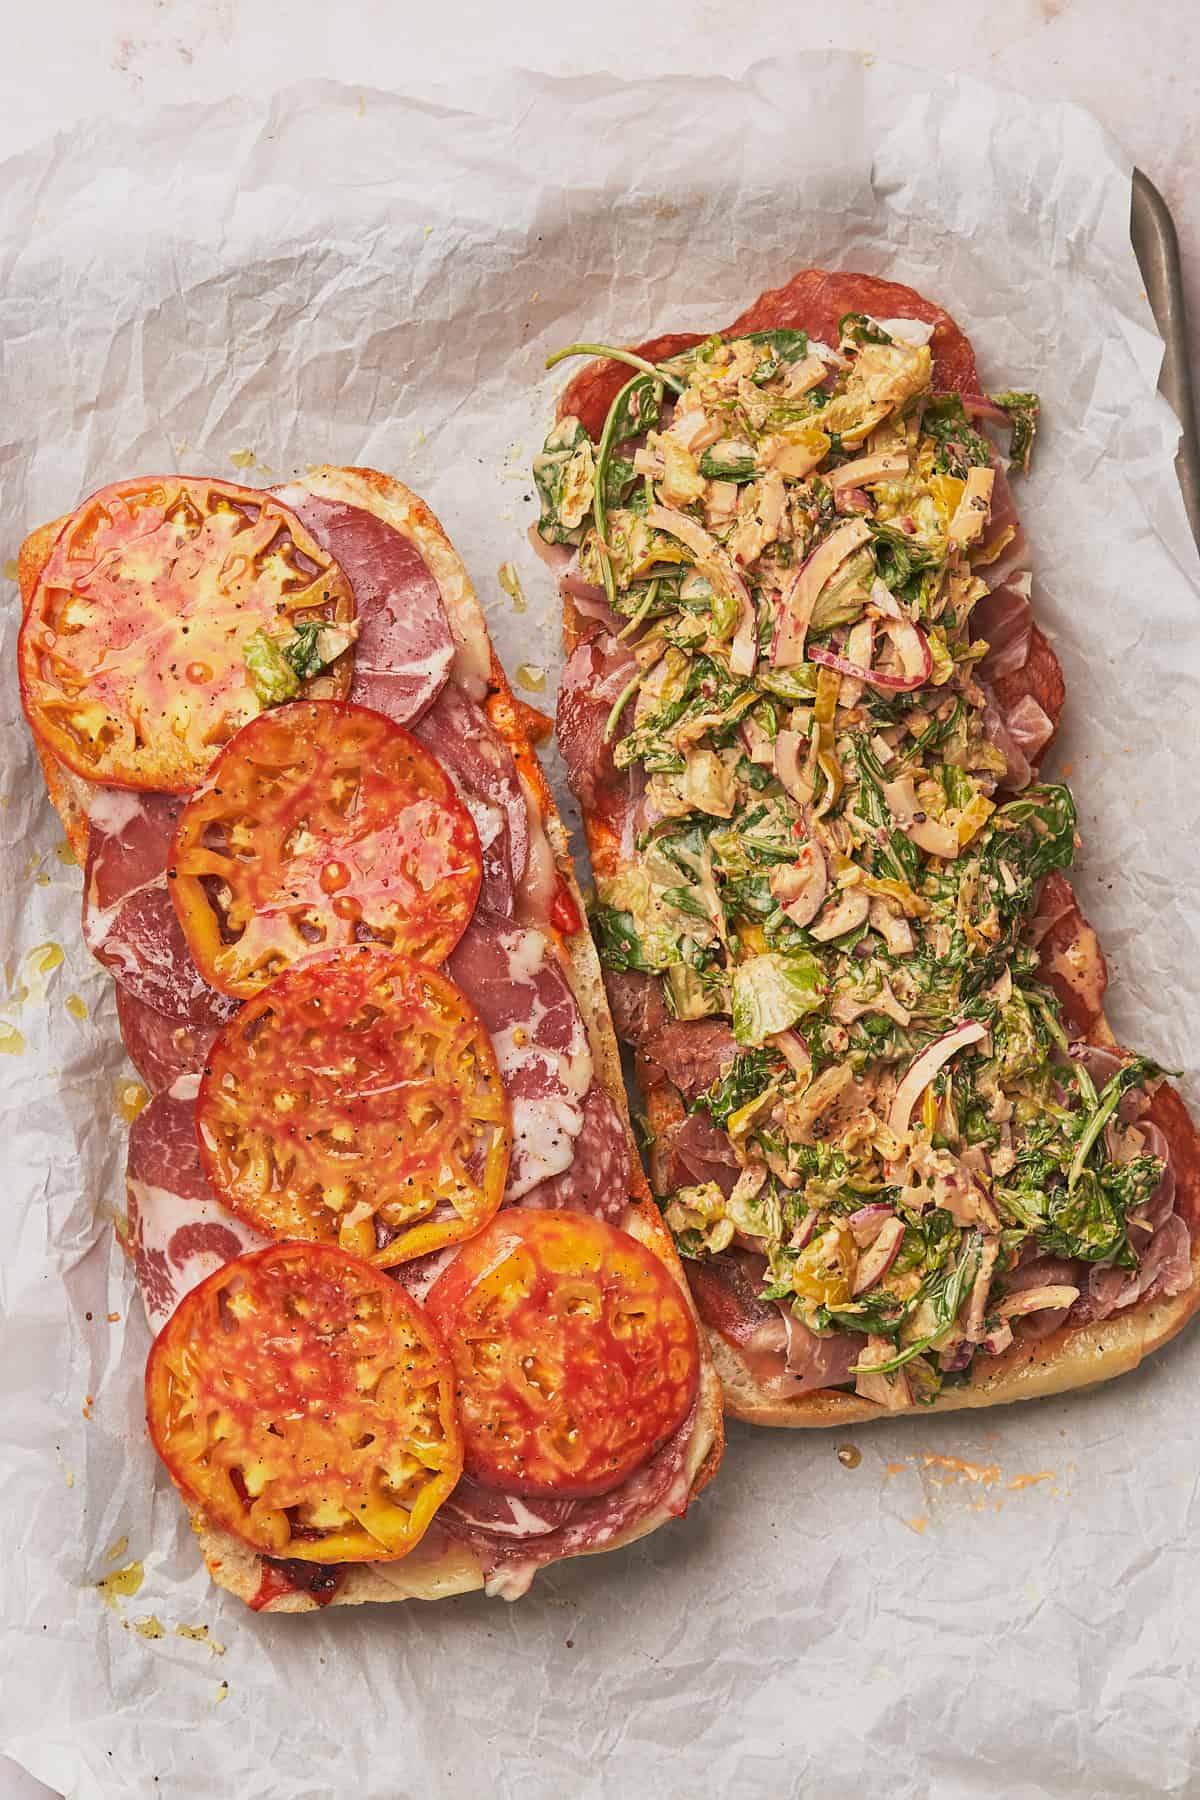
[
  {"xmin": 698, "ymin": 1048, "xmax": 782, "ymax": 1127},
  {"xmin": 244, "ymin": 630, "xmax": 301, "ymax": 707},
  {"xmin": 545, "ymin": 342, "xmax": 684, "ymax": 394},
  {"xmin": 589, "ymin": 904, "xmax": 655, "ymax": 972},
  {"xmin": 923, "ymin": 395, "xmax": 993, "ymax": 479},
  {"xmin": 838, "ymin": 313, "xmax": 893, "ymax": 347},
  {"xmin": 992, "ymin": 391, "xmax": 1040, "ymax": 476}
]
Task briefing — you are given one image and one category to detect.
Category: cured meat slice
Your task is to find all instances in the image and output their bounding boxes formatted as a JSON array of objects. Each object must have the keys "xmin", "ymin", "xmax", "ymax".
[
  {"xmin": 436, "ymin": 1401, "xmax": 697, "ymax": 1600},
  {"xmin": 520, "ymin": 1085, "xmax": 629, "ymax": 1221},
  {"xmin": 82, "ymin": 788, "xmax": 236, "ymax": 1027},
  {"xmin": 126, "ymin": 1080, "xmax": 268, "ymax": 1333},
  {"xmin": 115, "ymin": 986, "xmax": 220, "ymax": 1094},
  {"xmin": 724, "ymin": 268, "xmax": 979, "ymax": 394},
  {"xmin": 414, "ymin": 682, "xmax": 529, "ymax": 918},
  {"xmin": 555, "ymin": 632, "xmax": 644, "ymax": 846},
  {"xmin": 277, "ymin": 485, "xmax": 455, "ymax": 728},
  {"xmin": 557, "ymin": 272, "xmax": 979, "ymax": 442},
  {"xmin": 446, "ymin": 917, "xmax": 593, "ymax": 1201},
  {"xmin": 687, "ymin": 1251, "xmax": 859, "ymax": 1397},
  {"xmin": 641, "ymin": 1019, "xmax": 738, "ymax": 1103},
  {"xmin": 603, "ymin": 969, "xmax": 669, "ymax": 1048}
]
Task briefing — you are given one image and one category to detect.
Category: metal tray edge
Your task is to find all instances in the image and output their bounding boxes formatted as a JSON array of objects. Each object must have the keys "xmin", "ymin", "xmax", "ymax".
[{"xmin": 1132, "ymin": 168, "xmax": 1200, "ymax": 548}]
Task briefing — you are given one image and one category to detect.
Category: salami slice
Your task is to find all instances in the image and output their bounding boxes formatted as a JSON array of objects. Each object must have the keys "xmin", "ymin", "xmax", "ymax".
[
  {"xmin": 520, "ymin": 1084, "xmax": 630, "ymax": 1222},
  {"xmin": 125, "ymin": 1080, "xmax": 268, "ymax": 1332},
  {"xmin": 414, "ymin": 682, "xmax": 529, "ymax": 918},
  {"xmin": 437, "ymin": 1401, "xmax": 697, "ymax": 1600},
  {"xmin": 277, "ymin": 485, "xmax": 454, "ymax": 728},
  {"xmin": 82, "ymin": 788, "xmax": 237, "ymax": 1028},
  {"xmin": 446, "ymin": 916, "xmax": 594, "ymax": 1201}
]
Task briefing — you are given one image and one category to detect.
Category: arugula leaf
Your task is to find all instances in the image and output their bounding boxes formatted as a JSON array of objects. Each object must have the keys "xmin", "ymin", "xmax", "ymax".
[
  {"xmin": 589, "ymin": 904, "xmax": 655, "ymax": 972},
  {"xmin": 602, "ymin": 454, "xmax": 638, "ymax": 510},
  {"xmin": 698, "ymin": 1048, "xmax": 782, "ymax": 1127},
  {"xmin": 851, "ymin": 734, "xmax": 922, "ymax": 888},
  {"xmin": 849, "ymin": 1231, "xmax": 983, "ymax": 1376},
  {"xmin": 992, "ymin": 390, "xmax": 1040, "ymax": 476},
  {"xmin": 1040, "ymin": 1168, "xmax": 1131, "ymax": 1266},
  {"xmin": 1067, "ymin": 1055, "xmax": 1163, "ymax": 1191},
  {"xmin": 991, "ymin": 783, "xmax": 1077, "ymax": 884},
  {"xmin": 736, "ymin": 329, "xmax": 812, "ymax": 384},
  {"xmin": 838, "ymin": 312, "xmax": 893, "ymax": 347},
  {"xmin": 698, "ymin": 448, "xmax": 758, "ymax": 482}
]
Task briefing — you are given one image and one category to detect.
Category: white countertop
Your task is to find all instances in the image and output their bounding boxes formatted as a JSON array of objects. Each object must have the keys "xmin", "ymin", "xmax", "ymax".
[{"xmin": 2, "ymin": 2, "xmax": 1196, "ymax": 1794}]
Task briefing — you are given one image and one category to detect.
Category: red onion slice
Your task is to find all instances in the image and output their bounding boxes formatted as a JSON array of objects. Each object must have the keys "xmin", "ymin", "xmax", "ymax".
[
  {"xmin": 888, "ymin": 1021, "xmax": 988, "ymax": 1138},
  {"xmin": 809, "ymin": 617, "xmax": 932, "ymax": 693}
]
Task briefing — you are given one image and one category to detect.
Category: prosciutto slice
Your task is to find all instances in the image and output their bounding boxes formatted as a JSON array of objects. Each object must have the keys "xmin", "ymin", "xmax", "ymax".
[
  {"xmin": 125, "ymin": 1080, "xmax": 268, "ymax": 1332},
  {"xmin": 277, "ymin": 485, "xmax": 455, "ymax": 728},
  {"xmin": 687, "ymin": 1250, "xmax": 860, "ymax": 1397},
  {"xmin": 641, "ymin": 1019, "xmax": 738, "ymax": 1103}
]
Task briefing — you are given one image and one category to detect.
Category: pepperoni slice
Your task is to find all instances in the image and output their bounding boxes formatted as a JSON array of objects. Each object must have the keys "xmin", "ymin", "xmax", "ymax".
[
  {"xmin": 169, "ymin": 699, "xmax": 481, "ymax": 998},
  {"xmin": 145, "ymin": 1241, "xmax": 463, "ymax": 1563},
  {"xmin": 426, "ymin": 1210, "xmax": 700, "ymax": 1500},
  {"xmin": 18, "ymin": 477, "xmax": 356, "ymax": 792},
  {"xmin": 197, "ymin": 946, "xmax": 511, "ymax": 1265}
]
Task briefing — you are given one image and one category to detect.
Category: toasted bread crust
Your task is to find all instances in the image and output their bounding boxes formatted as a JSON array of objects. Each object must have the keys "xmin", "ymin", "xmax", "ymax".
[{"xmin": 21, "ymin": 468, "xmax": 722, "ymax": 1609}]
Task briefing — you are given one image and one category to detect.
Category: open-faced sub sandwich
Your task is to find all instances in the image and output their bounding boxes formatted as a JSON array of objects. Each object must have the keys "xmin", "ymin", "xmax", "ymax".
[
  {"xmin": 16, "ymin": 467, "xmax": 723, "ymax": 1609},
  {"xmin": 536, "ymin": 270, "xmax": 1200, "ymax": 1426}
]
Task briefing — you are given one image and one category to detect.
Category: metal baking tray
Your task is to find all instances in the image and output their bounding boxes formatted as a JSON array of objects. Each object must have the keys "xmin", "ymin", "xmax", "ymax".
[{"xmin": 1132, "ymin": 169, "xmax": 1200, "ymax": 547}]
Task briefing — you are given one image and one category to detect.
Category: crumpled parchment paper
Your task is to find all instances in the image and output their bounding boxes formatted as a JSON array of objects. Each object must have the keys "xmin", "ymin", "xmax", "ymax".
[{"xmin": 1, "ymin": 54, "xmax": 1198, "ymax": 1800}]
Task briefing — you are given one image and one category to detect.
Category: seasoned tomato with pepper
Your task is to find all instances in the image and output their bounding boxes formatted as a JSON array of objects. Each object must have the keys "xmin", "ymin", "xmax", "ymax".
[
  {"xmin": 426, "ymin": 1210, "xmax": 700, "ymax": 1499},
  {"xmin": 18, "ymin": 476, "xmax": 356, "ymax": 791},
  {"xmin": 169, "ymin": 699, "xmax": 481, "ymax": 997},
  {"xmin": 197, "ymin": 946, "xmax": 511, "ymax": 1265},
  {"xmin": 145, "ymin": 1241, "xmax": 463, "ymax": 1563}
]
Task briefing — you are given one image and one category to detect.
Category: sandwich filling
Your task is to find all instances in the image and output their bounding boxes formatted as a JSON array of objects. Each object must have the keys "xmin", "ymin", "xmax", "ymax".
[{"xmin": 542, "ymin": 316, "xmax": 1189, "ymax": 1408}]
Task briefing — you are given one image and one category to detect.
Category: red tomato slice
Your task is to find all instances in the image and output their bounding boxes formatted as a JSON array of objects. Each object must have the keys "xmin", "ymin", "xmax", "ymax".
[
  {"xmin": 197, "ymin": 946, "xmax": 512, "ymax": 1265},
  {"xmin": 169, "ymin": 699, "xmax": 481, "ymax": 997},
  {"xmin": 145, "ymin": 1241, "xmax": 463, "ymax": 1563},
  {"xmin": 18, "ymin": 476, "xmax": 356, "ymax": 792},
  {"xmin": 426, "ymin": 1210, "xmax": 700, "ymax": 1499}
]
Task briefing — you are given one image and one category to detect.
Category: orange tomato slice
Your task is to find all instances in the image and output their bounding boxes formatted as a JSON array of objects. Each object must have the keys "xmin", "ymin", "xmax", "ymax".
[
  {"xmin": 18, "ymin": 476, "xmax": 356, "ymax": 791},
  {"xmin": 426, "ymin": 1210, "xmax": 700, "ymax": 1499},
  {"xmin": 169, "ymin": 699, "xmax": 481, "ymax": 997},
  {"xmin": 197, "ymin": 946, "xmax": 511, "ymax": 1265},
  {"xmin": 145, "ymin": 1241, "xmax": 463, "ymax": 1563}
]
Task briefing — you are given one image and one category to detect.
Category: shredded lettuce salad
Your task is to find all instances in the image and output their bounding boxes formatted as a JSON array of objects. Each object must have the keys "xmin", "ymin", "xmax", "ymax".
[{"xmin": 537, "ymin": 317, "xmax": 1174, "ymax": 1406}]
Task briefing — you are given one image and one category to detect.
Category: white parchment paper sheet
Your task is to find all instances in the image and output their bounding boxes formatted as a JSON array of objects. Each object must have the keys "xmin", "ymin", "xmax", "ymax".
[{"xmin": 1, "ymin": 54, "xmax": 1199, "ymax": 1800}]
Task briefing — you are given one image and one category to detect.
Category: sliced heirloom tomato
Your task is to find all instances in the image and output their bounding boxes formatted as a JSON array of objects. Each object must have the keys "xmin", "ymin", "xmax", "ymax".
[
  {"xmin": 426, "ymin": 1210, "xmax": 700, "ymax": 1499},
  {"xmin": 170, "ymin": 699, "xmax": 481, "ymax": 997},
  {"xmin": 197, "ymin": 946, "xmax": 511, "ymax": 1266},
  {"xmin": 18, "ymin": 476, "xmax": 356, "ymax": 792},
  {"xmin": 145, "ymin": 1241, "xmax": 463, "ymax": 1562}
]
